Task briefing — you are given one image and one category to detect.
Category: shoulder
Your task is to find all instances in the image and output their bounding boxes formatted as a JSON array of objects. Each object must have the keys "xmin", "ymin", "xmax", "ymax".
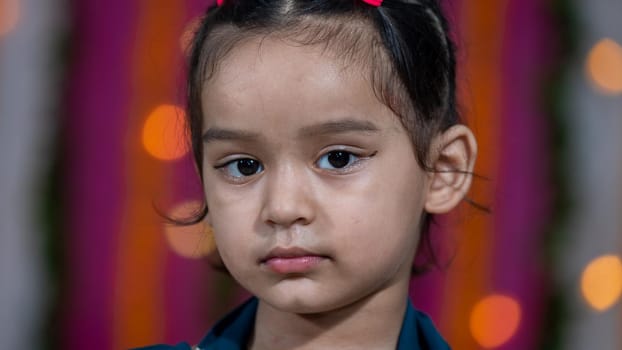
[
  {"xmin": 398, "ymin": 300, "xmax": 451, "ymax": 350},
  {"xmin": 412, "ymin": 309, "xmax": 451, "ymax": 349},
  {"xmin": 196, "ymin": 297, "xmax": 258, "ymax": 349},
  {"xmin": 132, "ymin": 298, "xmax": 258, "ymax": 350}
]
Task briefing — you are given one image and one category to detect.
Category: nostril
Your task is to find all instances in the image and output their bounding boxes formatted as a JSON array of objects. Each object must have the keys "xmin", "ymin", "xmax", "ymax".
[
  {"xmin": 262, "ymin": 200, "xmax": 314, "ymax": 228},
  {"xmin": 260, "ymin": 169, "xmax": 315, "ymax": 227}
]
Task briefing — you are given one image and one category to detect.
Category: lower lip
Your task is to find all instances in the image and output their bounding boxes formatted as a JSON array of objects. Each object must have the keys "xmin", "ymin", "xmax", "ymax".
[{"xmin": 263, "ymin": 256, "xmax": 326, "ymax": 274}]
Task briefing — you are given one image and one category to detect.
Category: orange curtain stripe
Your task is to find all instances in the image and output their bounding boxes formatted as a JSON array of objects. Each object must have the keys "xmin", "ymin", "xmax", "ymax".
[{"xmin": 114, "ymin": 0, "xmax": 186, "ymax": 348}]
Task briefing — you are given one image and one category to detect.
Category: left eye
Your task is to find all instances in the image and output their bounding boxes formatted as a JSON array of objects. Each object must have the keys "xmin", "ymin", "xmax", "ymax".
[
  {"xmin": 316, "ymin": 151, "xmax": 359, "ymax": 170},
  {"xmin": 219, "ymin": 158, "xmax": 264, "ymax": 178}
]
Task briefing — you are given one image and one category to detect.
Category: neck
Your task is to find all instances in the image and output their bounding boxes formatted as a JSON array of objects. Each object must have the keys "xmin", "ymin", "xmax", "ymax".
[{"xmin": 249, "ymin": 280, "xmax": 410, "ymax": 350}]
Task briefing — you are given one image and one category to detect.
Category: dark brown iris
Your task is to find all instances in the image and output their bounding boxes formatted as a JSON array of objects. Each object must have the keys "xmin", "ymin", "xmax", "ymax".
[
  {"xmin": 237, "ymin": 159, "xmax": 260, "ymax": 175},
  {"xmin": 327, "ymin": 151, "xmax": 350, "ymax": 168}
]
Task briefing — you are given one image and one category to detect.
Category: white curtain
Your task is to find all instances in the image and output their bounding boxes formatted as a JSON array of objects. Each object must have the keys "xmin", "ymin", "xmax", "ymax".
[
  {"xmin": 560, "ymin": 0, "xmax": 622, "ymax": 349},
  {"xmin": 0, "ymin": 0, "xmax": 63, "ymax": 348}
]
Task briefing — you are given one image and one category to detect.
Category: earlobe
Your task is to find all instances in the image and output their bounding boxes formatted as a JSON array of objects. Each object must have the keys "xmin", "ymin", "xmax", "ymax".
[{"xmin": 424, "ymin": 125, "xmax": 477, "ymax": 214}]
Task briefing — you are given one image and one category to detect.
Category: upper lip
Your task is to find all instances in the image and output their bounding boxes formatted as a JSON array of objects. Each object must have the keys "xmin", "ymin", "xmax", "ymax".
[{"xmin": 260, "ymin": 246, "xmax": 326, "ymax": 263}]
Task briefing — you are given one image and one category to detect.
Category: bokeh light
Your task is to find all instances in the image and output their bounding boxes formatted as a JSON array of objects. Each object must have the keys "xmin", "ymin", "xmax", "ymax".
[
  {"xmin": 469, "ymin": 294, "xmax": 521, "ymax": 348},
  {"xmin": 0, "ymin": 0, "xmax": 20, "ymax": 37},
  {"xmin": 580, "ymin": 254, "xmax": 622, "ymax": 312},
  {"xmin": 142, "ymin": 104, "xmax": 189, "ymax": 161},
  {"xmin": 179, "ymin": 17, "xmax": 202, "ymax": 55},
  {"xmin": 164, "ymin": 200, "xmax": 215, "ymax": 259},
  {"xmin": 585, "ymin": 38, "xmax": 622, "ymax": 94}
]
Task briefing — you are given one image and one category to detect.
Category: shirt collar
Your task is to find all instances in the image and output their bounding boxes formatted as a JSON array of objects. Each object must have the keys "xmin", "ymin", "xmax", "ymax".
[
  {"xmin": 397, "ymin": 299, "xmax": 451, "ymax": 350},
  {"xmin": 198, "ymin": 298, "xmax": 450, "ymax": 350}
]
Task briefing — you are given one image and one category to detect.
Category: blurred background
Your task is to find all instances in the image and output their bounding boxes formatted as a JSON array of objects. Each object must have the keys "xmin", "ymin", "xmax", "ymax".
[{"xmin": 1, "ymin": 0, "xmax": 621, "ymax": 349}]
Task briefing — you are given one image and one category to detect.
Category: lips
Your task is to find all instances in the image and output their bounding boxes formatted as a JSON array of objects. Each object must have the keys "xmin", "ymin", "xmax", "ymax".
[{"xmin": 260, "ymin": 247, "xmax": 328, "ymax": 274}]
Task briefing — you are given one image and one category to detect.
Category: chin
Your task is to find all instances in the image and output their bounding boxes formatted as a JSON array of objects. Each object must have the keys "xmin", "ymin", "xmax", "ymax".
[
  {"xmin": 258, "ymin": 284, "xmax": 357, "ymax": 315},
  {"xmin": 268, "ymin": 297, "xmax": 338, "ymax": 315}
]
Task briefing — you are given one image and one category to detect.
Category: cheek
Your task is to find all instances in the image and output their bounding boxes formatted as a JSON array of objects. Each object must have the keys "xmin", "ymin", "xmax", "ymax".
[
  {"xmin": 331, "ymin": 168, "xmax": 426, "ymax": 264},
  {"xmin": 203, "ymin": 181, "xmax": 259, "ymax": 258},
  {"xmin": 209, "ymin": 209, "xmax": 258, "ymax": 286},
  {"xmin": 204, "ymin": 173, "xmax": 259, "ymax": 225},
  {"xmin": 376, "ymin": 150, "xmax": 427, "ymax": 232},
  {"xmin": 347, "ymin": 206, "xmax": 421, "ymax": 265}
]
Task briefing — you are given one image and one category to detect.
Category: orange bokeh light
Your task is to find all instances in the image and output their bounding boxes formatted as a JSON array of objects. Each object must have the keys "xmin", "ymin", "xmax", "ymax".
[
  {"xmin": 586, "ymin": 38, "xmax": 622, "ymax": 94},
  {"xmin": 581, "ymin": 254, "xmax": 622, "ymax": 312},
  {"xmin": 142, "ymin": 104, "xmax": 189, "ymax": 161},
  {"xmin": 0, "ymin": 0, "xmax": 20, "ymax": 37},
  {"xmin": 469, "ymin": 294, "xmax": 521, "ymax": 348},
  {"xmin": 164, "ymin": 200, "xmax": 215, "ymax": 259}
]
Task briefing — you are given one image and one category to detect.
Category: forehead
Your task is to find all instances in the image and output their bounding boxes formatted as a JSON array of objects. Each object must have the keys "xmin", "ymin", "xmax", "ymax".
[
  {"xmin": 210, "ymin": 36, "xmax": 351, "ymax": 94},
  {"xmin": 201, "ymin": 36, "xmax": 401, "ymax": 132}
]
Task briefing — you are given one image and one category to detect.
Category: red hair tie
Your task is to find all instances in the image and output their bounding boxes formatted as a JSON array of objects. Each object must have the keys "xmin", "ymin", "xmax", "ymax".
[{"xmin": 361, "ymin": 0, "xmax": 383, "ymax": 6}]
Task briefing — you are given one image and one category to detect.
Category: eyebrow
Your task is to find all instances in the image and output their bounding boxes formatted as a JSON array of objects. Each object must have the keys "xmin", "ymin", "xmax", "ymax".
[
  {"xmin": 298, "ymin": 119, "xmax": 380, "ymax": 137},
  {"xmin": 202, "ymin": 128, "xmax": 261, "ymax": 143},
  {"xmin": 202, "ymin": 119, "xmax": 380, "ymax": 143}
]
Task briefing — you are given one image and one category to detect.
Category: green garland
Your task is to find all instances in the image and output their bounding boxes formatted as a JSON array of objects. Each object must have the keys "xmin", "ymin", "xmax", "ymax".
[{"xmin": 538, "ymin": 0, "xmax": 579, "ymax": 348}]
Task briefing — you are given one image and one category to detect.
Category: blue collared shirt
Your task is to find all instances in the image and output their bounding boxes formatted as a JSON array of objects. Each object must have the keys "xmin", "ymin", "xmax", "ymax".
[{"xmin": 135, "ymin": 298, "xmax": 450, "ymax": 349}]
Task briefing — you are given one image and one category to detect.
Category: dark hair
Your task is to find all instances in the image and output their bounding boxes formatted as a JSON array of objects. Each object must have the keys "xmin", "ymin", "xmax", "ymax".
[{"xmin": 183, "ymin": 0, "xmax": 461, "ymax": 273}]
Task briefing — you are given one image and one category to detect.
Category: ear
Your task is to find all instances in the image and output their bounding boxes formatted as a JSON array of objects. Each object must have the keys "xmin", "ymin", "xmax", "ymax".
[{"xmin": 424, "ymin": 125, "xmax": 477, "ymax": 214}]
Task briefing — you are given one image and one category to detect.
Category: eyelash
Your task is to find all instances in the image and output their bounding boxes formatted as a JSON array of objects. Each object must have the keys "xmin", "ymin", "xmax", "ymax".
[
  {"xmin": 215, "ymin": 158, "xmax": 264, "ymax": 182},
  {"xmin": 316, "ymin": 150, "xmax": 363, "ymax": 172},
  {"xmin": 214, "ymin": 149, "xmax": 375, "ymax": 181}
]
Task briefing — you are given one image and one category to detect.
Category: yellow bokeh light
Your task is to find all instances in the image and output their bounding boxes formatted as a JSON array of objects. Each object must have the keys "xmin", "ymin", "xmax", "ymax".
[
  {"xmin": 470, "ymin": 294, "xmax": 521, "ymax": 349},
  {"xmin": 142, "ymin": 104, "xmax": 189, "ymax": 161},
  {"xmin": 0, "ymin": 0, "xmax": 20, "ymax": 37},
  {"xmin": 580, "ymin": 254, "xmax": 622, "ymax": 311},
  {"xmin": 586, "ymin": 38, "xmax": 622, "ymax": 94},
  {"xmin": 164, "ymin": 200, "xmax": 215, "ymax": 259}
]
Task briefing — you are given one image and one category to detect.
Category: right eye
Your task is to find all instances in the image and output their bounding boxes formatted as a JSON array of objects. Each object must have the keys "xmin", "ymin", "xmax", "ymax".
[{"xmin": 217, "ymin": 158, "xmax": 264, "ymax": 179}]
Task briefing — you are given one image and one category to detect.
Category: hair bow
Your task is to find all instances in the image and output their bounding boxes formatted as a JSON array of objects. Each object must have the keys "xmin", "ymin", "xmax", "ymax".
[{"xmin": 361, "ymin": 0, "xmax": 383, "ymax": 6}]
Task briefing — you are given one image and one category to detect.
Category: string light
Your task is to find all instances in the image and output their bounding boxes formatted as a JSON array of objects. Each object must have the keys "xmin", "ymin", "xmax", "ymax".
[
  {"xmin": 142, "ymin": 104, "xmax": 189, "ymax": 161},
  {"xmin": 469, "ymin": 294, "xmax": 521, "ymax": 348},
  {"xmin": 580, "ymin": 254, "xmax": 622, "ymax": 312},
  {"xmin": 585, "ymin": 38, "xmax": 622, "ymax": 94}
]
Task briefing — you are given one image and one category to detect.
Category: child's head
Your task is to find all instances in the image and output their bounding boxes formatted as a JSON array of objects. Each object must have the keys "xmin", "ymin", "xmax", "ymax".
[
  {"xmin": 188, "ymin": 0, "xmax": 459, "ymax": 172},
  {"xmin": 183, "ymin": 0, "xmax": 476, "ymax": 311}
]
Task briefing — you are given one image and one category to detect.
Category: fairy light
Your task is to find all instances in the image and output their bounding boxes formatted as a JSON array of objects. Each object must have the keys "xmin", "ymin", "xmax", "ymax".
[
  {"xmin": 580, "ymin": 254, "xmax": 622, "ymax": 312},
  {"xmin": 585, "ymin": 38, "xmax": 622, "ymax": 94},
  {"xmin": 142, "ymin": 104, "xmax": 189, "ymax": 161},
  {"xmin": 469, "ymin": 294, "xmax": 521, "ymax": 348},
  {"xmin": 164, "ymin": 200, "xmax": 215, "ymax": 258}
]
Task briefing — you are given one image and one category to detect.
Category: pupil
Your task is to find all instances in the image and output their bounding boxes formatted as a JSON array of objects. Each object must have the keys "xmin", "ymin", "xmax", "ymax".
[
  {"xmin": 237, "ymin": 159, "xmax": 259, "ymax": 175},
  {"xmin": 328, "ymin": 151, "xmax": 350, "ymax": 168}
]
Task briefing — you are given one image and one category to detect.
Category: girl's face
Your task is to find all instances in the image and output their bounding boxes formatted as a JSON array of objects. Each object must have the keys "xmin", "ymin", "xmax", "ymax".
[{"xmin": 201, "ymin": 37, "xmax": 430, "ymax": 314}]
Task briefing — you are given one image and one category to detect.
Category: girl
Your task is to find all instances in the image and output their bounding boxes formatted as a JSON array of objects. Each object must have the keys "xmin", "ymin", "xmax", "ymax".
[{"xmin": 140, "ymin": 0, "xmax": 476, "ymax": 348}]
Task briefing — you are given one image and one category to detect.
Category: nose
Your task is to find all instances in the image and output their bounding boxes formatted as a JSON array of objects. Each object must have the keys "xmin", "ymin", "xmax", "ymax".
[{"xmin": 260, "ymin": 162, "xmax": 316, "ymax": 228}]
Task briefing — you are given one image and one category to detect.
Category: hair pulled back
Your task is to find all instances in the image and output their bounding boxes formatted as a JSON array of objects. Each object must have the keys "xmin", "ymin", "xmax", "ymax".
[{"xmin": 184, "ymin": 0, "xmax": 461, "ymax": 271}]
